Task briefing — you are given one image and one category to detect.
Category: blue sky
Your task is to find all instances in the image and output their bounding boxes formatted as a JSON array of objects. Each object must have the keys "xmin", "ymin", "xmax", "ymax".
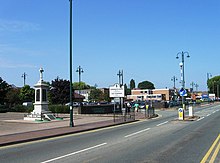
[{"xmin": 0, "ymin": 0, "xmax": 220, "ymax": 91}]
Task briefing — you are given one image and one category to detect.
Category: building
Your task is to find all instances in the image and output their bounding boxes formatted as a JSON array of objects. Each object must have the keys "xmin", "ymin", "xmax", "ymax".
[{"xmin": 127, "ymin": 88, "xmax": 175, "ymax": 101}]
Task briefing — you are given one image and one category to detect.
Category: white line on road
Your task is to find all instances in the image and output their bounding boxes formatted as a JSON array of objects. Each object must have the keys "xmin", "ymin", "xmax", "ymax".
[
  {"xmin": 197, "ymin": 117, "xmax": 205, "ymax": 122},
  {"xmin": 41, "ymin": 143, "xmax": 107, "ymax": 163},
  {"xmin": 213, "ymin": 111, "xmax": 216, "ymax": 113},
  {"xmin": 156, "ymin": 121, "xmax": 169, "ymax": 127},
  {"xmin": 207, "ymin": 114, "xmax": 211, "ymax": 117},
  {"xmin": 124, "ymin": 128, "xmax": 151, "ymax": 138}
]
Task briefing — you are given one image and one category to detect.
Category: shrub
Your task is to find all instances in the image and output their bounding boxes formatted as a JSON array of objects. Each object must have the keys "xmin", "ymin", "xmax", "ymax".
[
  {"xmin": 0, "ymin": 105, "xmax": 8, "ymax": 113},
  {"xmin": 49, "ymin": 105, "xmax": 69, "ymax": 114},
  {"xmin": 10, "ymin": 105, "xmax": 33, "ymax": 113}
]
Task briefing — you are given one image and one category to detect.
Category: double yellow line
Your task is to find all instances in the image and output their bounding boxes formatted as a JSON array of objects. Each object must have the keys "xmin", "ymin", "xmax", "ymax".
[{"xmin": 201, "ymin": 134, "xmax": 220, "ymax": 163}]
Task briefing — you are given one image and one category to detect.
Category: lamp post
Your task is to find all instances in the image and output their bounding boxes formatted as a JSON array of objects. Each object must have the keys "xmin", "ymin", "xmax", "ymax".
[
  {"xmin": 207, "ymin": 73, "xmax": 212, "ymax": 93},
  {"xmin": 117, "ymin": 70, "xmax": 124, "ymax": 113},
  {"xmin": 69, "ymin": 0, "xmax": 74, "ymax": 127},
  {"xmin": 171, "ymin": 76, "xmax": 178, "ymax": 89},
  {"xmin": 190, "ymin": 82, "xmax": 195, "ymax": 93},
  {"xmin": 195, "ymin": 83, "xmax": 199, "ymax": 92},
  {"xmin": 21, "ymin": 72, "xmax": 27, "ymax": 86},
  {"xmin": 76, "ymin": 66, "xmax": 84, "ymax": 94},
  {"xmin": 176, "ymin": 51, "xmax": 190, "ymax": 110}
]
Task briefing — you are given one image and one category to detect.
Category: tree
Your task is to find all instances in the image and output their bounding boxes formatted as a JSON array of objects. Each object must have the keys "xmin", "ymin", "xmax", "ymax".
[
  {"xmin": 5, "ymin": 88, "xmax": 21, "ymax": 108},
  {"xmin": 88, "ymin": 89, "xmax": 103, "ymax": 102},
  {"xmin": 124, "ymin": 84, "xmax": 131, "ymax": 95},
  {"xmin": 138, "ymin": 81, "xmax": 155, "ymax": 89},
  {"xmin": 19, "ymin": 85, "xmax": 35, "ymax": 102},
  {"xmin": 0, "ymin": 77, "xmax": 11, "ymax": 105},
  {"xmin": 73, "ymin": 82, "xmax": 90, "ymax": 90},
  {"xmin": 49, "ymin": 78, "xmax": 71, "ymax": 105},
  {"xmin": 130, "ymin": 79, "xmax": 135, "ymax": 90},
  {"xmin": 207, "ymin": 76, "xmax": 220, "ymax": 96}
]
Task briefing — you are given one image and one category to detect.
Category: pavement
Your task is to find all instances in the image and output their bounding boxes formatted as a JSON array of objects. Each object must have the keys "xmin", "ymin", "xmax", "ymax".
[{"xmin": 0, "ymin": 112, "xmax": 147, "ymax": 147}]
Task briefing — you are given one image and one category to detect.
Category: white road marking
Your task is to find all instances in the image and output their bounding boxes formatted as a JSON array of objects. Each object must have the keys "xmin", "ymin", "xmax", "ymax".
[
  {"xmin": 207, "ymin": 114, "xmax": 211, "ymax": 117},
  {"xmin": 197, "ymin": 117, "xmax": 205, "ymax": 121},
  {"xmin": 41, "ymin": 143, "xmax": 107, "ymax": 163},
  {"xmin": 124, "ymin": 128, "xmax": 151, "ymax": 138},
  {"xmin": 213, "ymin": 111, "xmax": 216, "ymax": 113},
  {"xmin": 156, "ymin": 121, "xmax": 169, "ymax": 127}
]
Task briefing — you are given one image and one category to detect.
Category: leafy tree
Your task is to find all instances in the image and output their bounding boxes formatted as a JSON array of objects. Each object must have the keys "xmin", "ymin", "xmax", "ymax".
[
  {"xmin": 103, "ymin": 91, "xmax": 111, "ymax": 102},
  {"xmin": 207, "ymin": 76, "xmax": 220, "ymax": 96},
  {"xmin": 138, "ymin": 80, "xmax": 155, "ymax": 89},
  {"xmin": 19, "ymin": 85, "xmax": 34, "ymax": 102},
  {"xmin": 6, "ymin": 88, "xmax": 21, "ymax": 108},
  {"xmin": 73, "ymin": 82, "xmax": 90, "ymax": 90},
  {"xmin": 130, "ymin": 79, "xmax": 135, "ymax": 90},
  {"xmin": 49, "ymin": 78, "xmax": 72, "ymax": 105},
  {"xmin": 0, "ymin": 77, "xmax": 11, "ymax": 105},
  {"xmin": 88, "ymin": 89, "xmax": 103, "ymax": 102},
  {"xmin": 124, "ymin": 84, "xmax": 131, "ymax": 95}
]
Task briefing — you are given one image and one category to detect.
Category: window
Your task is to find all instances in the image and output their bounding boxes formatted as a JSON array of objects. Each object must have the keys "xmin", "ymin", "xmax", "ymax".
[
  {"xmin": 42, "ymin": 89, "xmax": 47, "ymax": 102},
  {"xmin": 36, "ymin": 89, "xmax": 40, "ymax": 101}
]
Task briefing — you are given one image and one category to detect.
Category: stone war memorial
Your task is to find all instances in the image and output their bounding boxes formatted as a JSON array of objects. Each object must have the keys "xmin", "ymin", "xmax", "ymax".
[{"xmin": 24, "ymin": 68, "xmax": 56, "ymax": 121}]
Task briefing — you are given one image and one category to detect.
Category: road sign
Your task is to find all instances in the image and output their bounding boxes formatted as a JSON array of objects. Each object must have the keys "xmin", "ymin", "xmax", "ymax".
[
  {"xmin": 109, "ymin": 84, "xmax": 125, "ymax": 98},
  {"xmin": 178, "ymin": 108, "xmax": 184, "ymax": 120},
  {"xmin": 179, "ymin": 88, "xmax": 187, "ymax": 96}
]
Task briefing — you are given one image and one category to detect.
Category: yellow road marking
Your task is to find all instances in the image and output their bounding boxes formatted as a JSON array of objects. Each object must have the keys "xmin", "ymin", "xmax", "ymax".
[
  {"xmin": 209, "ymin": 142, "xmax": 220, "ymax": 163},
  {"xmin": 201, "ymin": 134, "xmax": 220, "ymax": 163}
]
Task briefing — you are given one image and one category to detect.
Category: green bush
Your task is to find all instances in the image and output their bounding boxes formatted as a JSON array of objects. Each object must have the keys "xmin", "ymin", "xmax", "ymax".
[
  {"xmin": 0, "ymin": 105, "xmax": 9, "ymax": 113},
  {"xmin": 11, "ymin": 105, "xmax": 33, "ymax": 113},
  {"xmin": 49, "ymin": 105, "xmax": 69, "ymax": 113}
]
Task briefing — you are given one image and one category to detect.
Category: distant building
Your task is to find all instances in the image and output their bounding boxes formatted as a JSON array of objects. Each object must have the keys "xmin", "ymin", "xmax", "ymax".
[
  {"xmin": 75, "ymin": 88, "xmax": 109, "ymax": 102},
  {"xmin": 127, "ymin": 88, "xmax": 175, "ymax": 101}
]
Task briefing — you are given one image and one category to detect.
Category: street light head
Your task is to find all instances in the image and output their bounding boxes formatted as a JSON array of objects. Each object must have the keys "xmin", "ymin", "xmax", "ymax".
[
  {"xmin": 187, "ymin": 54, "xmax": 190, "ymax": 58},
  {"xmin": 176, "ymin": 56, "xmax": 179, "ymax": 59}
]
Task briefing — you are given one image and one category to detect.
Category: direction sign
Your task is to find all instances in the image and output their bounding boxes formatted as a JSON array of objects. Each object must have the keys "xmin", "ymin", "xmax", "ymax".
[{"xmin": 179, "ymin": 88, "xmax": 187, "ymax": 96}]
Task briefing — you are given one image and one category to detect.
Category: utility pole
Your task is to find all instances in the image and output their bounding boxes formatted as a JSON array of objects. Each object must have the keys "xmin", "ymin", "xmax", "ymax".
[{"xmin": 21, "ymin": 72, "xmax": 27, "ymax": 86}]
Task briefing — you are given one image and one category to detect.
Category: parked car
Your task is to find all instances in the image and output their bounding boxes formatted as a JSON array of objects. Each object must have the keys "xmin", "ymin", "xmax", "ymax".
[{"xmin": 65, "ymin": 102, "xmax": 80, "ymax": 107}]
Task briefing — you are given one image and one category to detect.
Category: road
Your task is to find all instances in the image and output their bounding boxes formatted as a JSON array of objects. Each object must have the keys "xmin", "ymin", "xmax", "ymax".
[{"xmin": 0, "ymin": 104, "xmax": 219, "ymax": 163}]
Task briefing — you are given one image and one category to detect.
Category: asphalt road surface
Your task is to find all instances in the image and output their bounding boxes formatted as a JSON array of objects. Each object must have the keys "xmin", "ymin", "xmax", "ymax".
[{"xmin": 0, "ymin": 104, "xmax": 219, "ymax": 163}]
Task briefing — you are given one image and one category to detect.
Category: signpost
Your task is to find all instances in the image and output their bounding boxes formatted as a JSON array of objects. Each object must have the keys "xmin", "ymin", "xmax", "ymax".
[{"xmin": 109, "ymin": 84, "xmax": 125, "ymax": 122}]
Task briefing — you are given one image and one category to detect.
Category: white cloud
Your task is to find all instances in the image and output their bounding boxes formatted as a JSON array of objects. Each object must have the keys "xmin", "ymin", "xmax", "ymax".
[
  {"xmin": 0, "ymin": 19, "xmax": 40, "ymax": 32},
  {"xmin": 0, "ymin": 58, "xmax": 36, "ymax": 68}
]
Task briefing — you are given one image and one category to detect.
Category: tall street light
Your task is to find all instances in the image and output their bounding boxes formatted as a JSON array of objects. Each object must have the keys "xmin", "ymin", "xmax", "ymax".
[
  {"xmin": 76, "ymin": 66, "xmax": 84, "ymax": 94},
  {"xmin": 207, "ymin": 73, "xmax": 212, "ymax": 93},
  {"xmin": 76, "ymin": 66, "xmax": 84, "ymax": 84},
  {"xmin": 69, "ymin": 0, "xmax": 74, "ymax": 127},
  {"xmin": 171, "ymin": 76, "xmax": 178, "ymax": 89},
  {"xmin": 176, "ymin": 51, "xmax": 190, "ymax": 110},
  {"xmin": 21, "ymin": 72, "xmax": 27, "ymax": 86}
]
